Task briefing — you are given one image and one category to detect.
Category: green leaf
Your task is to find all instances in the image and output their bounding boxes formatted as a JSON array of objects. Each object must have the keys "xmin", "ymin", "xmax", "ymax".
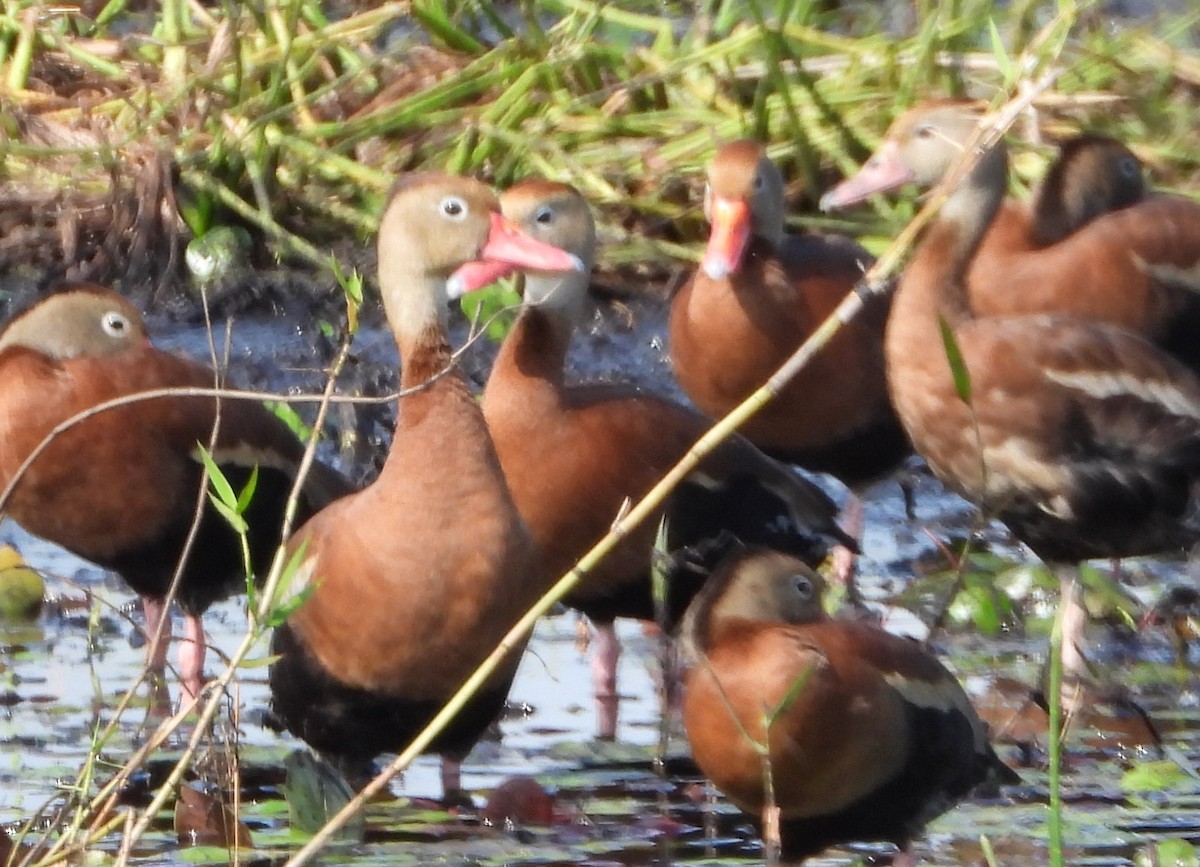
[
  {"xmin": 237, "ymin": 653, "xmax": 283, "ymax": 670},
  {"xmin": 265, "ymin": 400, "xmax": 314, "ymax": 443},
  {"xmin": 208, "ymin": 495, "xmax": 249, "ymax": 535},
  {"xmin": 412, "ymin": 0, "xmax": 487, "ymax": 55},
  {"xmin": 765, "ymin": 660, "xmax": 815, "ymax": 728},
  {"xmin": 650, "ymin": 517, "xmax": 670, "ymax": 626},
  {"xmin": 1138, "ymin": 837, "xmax": 1198, "ymax": 867},
  {"xmin": 459, "ymin": 280, "xmax": 521, "ymax": 343},
  {"xmin": 264, "ymin": 540, "xmax": 316, "ymax": 627},
  {"xmin": 330, "ymin": 257, "xmax": 363, "ymax": 335},
  {"xmin": 938, "ymin": 316, "xmax": 973, "ymax": 404},
  {"xmin": 1122, "ymin": 759, "xmax": 1190, "ymax": 794},
  {"xmin": 235, "ymin": 465, "xmax": 259, "ymax": 515},
  {"xmin": 989, "ymin": 19, "xmax": 1014, "ymax": 84},
  {"xmin": 198, "ymin": 446, "xmax": 237, "ymax": 510}
]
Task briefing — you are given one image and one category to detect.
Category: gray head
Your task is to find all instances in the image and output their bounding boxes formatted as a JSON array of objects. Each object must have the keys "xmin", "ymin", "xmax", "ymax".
[{"xmin": 0, "ymin": 285, "xmax": 148, "ymax": 360}]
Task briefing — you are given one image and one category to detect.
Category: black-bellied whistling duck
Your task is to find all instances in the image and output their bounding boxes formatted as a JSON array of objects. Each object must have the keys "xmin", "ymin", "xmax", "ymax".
[
  {"xmin": 267, "ymin": 174, "xmax": 584, "ymax": 800},
  {"xmin": 680, "ymin": 544, "xmax": 1017, "ymax": 864},
  {"xmin": 870, "ymin": 104, "xmax": 1200, "ymax": 372},
  {"xmin": 668, "ymin": 140, "xmax": 909, "ymax": 483},
  {"xmin": 971, "ymin": 132, "xmax": 1146, "ymax": 273},
  {"xmin": 484, "ymin": 179, "xmax": 852, "ymax": 739},
  {"xmin": 0, "ymin": 284, "xmax": 353, "ymax": 703},
  {"xmin": 821, "ymin": 100, "xmax": 1200, "ymax": 679}
]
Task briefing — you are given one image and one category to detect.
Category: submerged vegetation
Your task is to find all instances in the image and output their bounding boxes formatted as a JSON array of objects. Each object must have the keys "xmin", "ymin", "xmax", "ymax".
[{"xmin": 2, "ymin": 1, "xmax": 1200, "ymax": 866}]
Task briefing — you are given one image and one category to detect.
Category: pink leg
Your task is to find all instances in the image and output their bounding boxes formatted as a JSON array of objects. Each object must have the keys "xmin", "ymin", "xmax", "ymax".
[
  {"xmin": 1058, "ymin": 569, "xmax": 1090, "ymax": 679},
  {"xmin": 590, "ymin": 620, "xmax": 620, "ymax": 740},
  {"xmin": 178, "ymin": 613, "xmax": 207, "ymax": 703},
  {"xmin": 892, "ymin": 844, "xmax": 919, "ymax": 867},
  {"xmin": 830, "ymin": 495, "xmax": 864, "ymax": 598},
  {"xmin": 142, "ymin": 596, "xmax": 170, "ymax": 677},
  {"xmin": 1056, "ymin": 567, "xmax": 1093, "ymax": 716}
]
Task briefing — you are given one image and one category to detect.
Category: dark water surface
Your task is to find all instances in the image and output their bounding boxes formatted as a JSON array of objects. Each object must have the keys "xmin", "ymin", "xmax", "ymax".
[{"xmin": 2, "ymin": 293, "xmax": 1200, "ymax": 865}]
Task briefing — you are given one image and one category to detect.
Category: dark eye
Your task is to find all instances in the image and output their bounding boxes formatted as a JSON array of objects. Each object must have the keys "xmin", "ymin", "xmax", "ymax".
[
  {"xmin": 753, "ymin": 173, "xmax": 765, "ymax": 191},
  {"xmin": 102, "ymin": 311, "xmax": 130, "ymax": 338},
  {"xmin": 439, "ymin": 196, "xmax": 468, "ymax": 221},
  {"xmin": 791, "ymin": 573, "xmax": 813, "ymax": 599},
  {"xmin": 1118, "ymin": 156, "xmax": 1140, "ymax": 179},
  {"xmin": 534, "ymin": 205, "xmax": 555, "ymax": 225},
  {"xmin": 915, "ymin": 124, "xmax": 934, "ymax": 139}
]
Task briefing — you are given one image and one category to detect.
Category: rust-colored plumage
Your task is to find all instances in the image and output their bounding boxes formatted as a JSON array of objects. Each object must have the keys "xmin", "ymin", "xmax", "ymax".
[
  {"xmin": 668, "ymin": 141, "xmax": 908, "ymax": 482},
  {"xmin": 973, "ymin": 132, "xmax": 1146, "ymax": 269},
  {"xmin": 484, "ymin": 179, "xmax": 851, "ymax": 739},
  {"xmin": 267, "ymin": 174, "xmax": 583, "ymax": 798},
  {"xmin": 822, "ymin": 100, "xmax": 1200, "ymax": 677},
  {"xmin": 0, "ymin": 284, "xmax": 353, "ymax": 702},
  {"xmin": 681, "ymin": 545, "xmax": 1015, "ymax": 862}
]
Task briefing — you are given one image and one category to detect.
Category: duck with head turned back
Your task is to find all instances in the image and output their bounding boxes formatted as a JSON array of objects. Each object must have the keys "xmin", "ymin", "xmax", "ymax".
[
  {"xmin": 0, "ymin": 284, "xmax": 354, "ymax": 705},
  {"xmin": 857, "ymin": 102, "xmax": 1200, "ymax": 373},
  {"xmin": 267, "ymin": 173, "xmax": 584, "ymax": 801},
  {"xmin": 668, "ymin": 140, "xmax": 909, "ymax": 483},
  {"xmin": 484, "ymin": 179, "xmax": 853, "ymax": 740},
  {"xmin": 680, "ymin": 543, "xmax": 1017, "ymax": 865},
  {"xmin": 821, "ymin": 100, "xmax": 1200, "ymax": 684},
  {"xmin": 971, "ymin": 132, "xmax": 1146, "ymax": 270}
]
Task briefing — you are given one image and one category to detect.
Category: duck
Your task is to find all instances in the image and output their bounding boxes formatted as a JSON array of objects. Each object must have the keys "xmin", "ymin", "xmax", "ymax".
[
  {"xmin": 857, "ymin": 103, "xmax": 1200, "ymax": 371},
  {"xmin": 820, "ymin": 99, "xmax": 1200, "ymax": 680},
  {"xmin": 680, "ymin": 543, "xmax": 1017, "ymax": 864},
  {"xmin": 0, "ymin": 284, "xmax": 354, "ymax": 703},
  {"xmin": 668, "ymin": 140, "xmax": 909, "ymax": 484},
  {"xmin": 483, "ymin": 179, "xmax": 853, "ymax": 739},
  {"xmin": 971, "ymin": 132, "xmax": 1146, "ymax": 274},
  {"xmin": 267, "ymin": 173, "xmax": 585, "ymax": 800}
]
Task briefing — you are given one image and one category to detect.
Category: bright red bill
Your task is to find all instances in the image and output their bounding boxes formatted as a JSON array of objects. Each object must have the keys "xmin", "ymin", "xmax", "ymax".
[
  {"xmin": 700, "ymin": 196, "xmax": 751, "ymax": 280},
  {"xmin": 448, "ymin": 212, "xmax": 583, "ymax": 298}
]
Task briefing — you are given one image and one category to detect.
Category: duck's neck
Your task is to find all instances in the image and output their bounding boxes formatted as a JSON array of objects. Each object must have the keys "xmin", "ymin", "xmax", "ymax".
[
  {"xmin": 758, "ymin": 212, "xmax": 786, "ymax": 251},
  {"xmin": 376, "ymin": 261, "xmax": 451, "ymax": 384},
  {"xmin": 904, "ymin": 143, "xmax": 1008, "ymax": 325},
  {"xmin": 498, "ymin": 268, "xmax": 590, "ymax": 387},
  {"xmin": 494, "ymin": 302, "xmax": 572, "ymax": 389},
  {"xmin": 1028, "ymin": 163, "xmax": 1076, "ymax": 247}
]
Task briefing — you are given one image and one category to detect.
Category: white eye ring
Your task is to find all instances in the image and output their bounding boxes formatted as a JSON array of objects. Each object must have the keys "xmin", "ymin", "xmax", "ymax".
[
  {"xmin": 439, "ymin": 196, "xmax": 469, "ymax": 221},
  {"xmin": 102, "ymin": 311, "xmax": 131, "ymax": 338},
  {"xmin": 534, "ymin": 205, "xmax": 555, "ymax": 225}
]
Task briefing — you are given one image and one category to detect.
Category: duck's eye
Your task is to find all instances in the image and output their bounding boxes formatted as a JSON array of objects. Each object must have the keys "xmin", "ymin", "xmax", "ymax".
[
  {"xmin": 534, "ymin": 205, "xmax": 555, "ymax": 225},
  {"xmin": 102, "ymin": 311, "xmax": 131, "ymax": 338},
  {"xmin": 439, "ymin": 196, "xmax": 468, "ymax": 221},
  {"xmin": 1118, "ymin": 156, "xmax": 1140, "ymax": 179},
  {"xmin": 791, "ymin": 573, "xmax": 813, "ymax": 599},
  {"xmin": 915, "ymin": 124, "xmax": 934, "ymax": 139},
  {"xmin": 753, "ymin": 173, "xmax": 765, "ymax": 191}
]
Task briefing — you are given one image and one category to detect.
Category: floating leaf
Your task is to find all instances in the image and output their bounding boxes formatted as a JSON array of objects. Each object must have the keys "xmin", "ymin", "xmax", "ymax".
[
  {"xmin": 281, "ymin": 749, "xmax": 365, "ymax": 839},
  {"xmin": 174, "ymin": 782, "xmax": 255, "ymax": 849},
  {"xmin": 0, "ymin": 545, "xmax": 44, "ymax": 622}
]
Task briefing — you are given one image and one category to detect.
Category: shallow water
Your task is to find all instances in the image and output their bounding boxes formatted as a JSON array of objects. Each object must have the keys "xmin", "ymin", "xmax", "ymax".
[{"xmin": 3, "ymin": 295, "xmax": 1200, "ymax": 865}]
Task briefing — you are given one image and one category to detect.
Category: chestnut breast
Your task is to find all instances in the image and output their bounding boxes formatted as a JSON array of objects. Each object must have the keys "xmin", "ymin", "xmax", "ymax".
[
  {"xmin": 485, "ymin": 340, "xmax": 713, "ymax": 601},
  {"xmin": 285, "ymin": 369, "xmax": 536, "ymax": 700},
  {"xmin": 671, "ymin": 235, "xmax": 887, "ymax": 455},
  {"xmin": 968, "ymin": 195, "xmax": 1200, "ymax": 336},
  {"xmin": 0, "ymin": 336, "xmax": 300, "ymax": 561},
  {"xmin": 684, "ymin": 621, "xmax": 914, "ymax": 817}
]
